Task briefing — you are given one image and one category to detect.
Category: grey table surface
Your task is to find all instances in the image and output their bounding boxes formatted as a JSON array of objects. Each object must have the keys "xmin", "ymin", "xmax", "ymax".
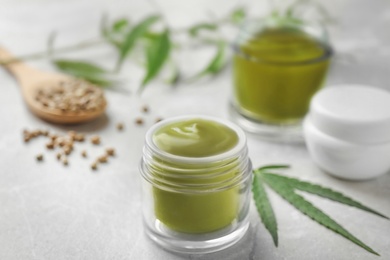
[{"xmin": 0, "ymin": 0, "xmax": 389, "ymax": 259}]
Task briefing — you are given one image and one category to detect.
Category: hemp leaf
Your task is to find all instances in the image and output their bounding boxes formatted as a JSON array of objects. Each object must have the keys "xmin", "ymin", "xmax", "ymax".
[
  {"xmin": 165, "ymin": 61, "xmax": 180, "ymax": 86},
  {"xmin": 252, "ymin": 173, "xmax": 278, "ymax": 246},
  {"xmin": 264, "ymin": 173, "xmax": 389, "ymax": 219},
  {"xmin": 252, "ymin": 165, "xmax": 388, "ymax": 256},
  {"xmin": 188, "ymin": 23, "xmax": 217, "ymax": 37},
  {"xmin": 190, "ymin": 41, "xmax": 227, "ymax": 81},
  {"xmin": 53, "ymin": 60, "xmax": 117, "ymax": 87},
  {"xmin": 139, "ymin": 29, "xmax": 171, "ymax": 93},
  {"xmin": 112, "ymin": 18, "xmax": 130, "ymax": 33},
  {"xmin": 230, "ymin": 7, "xmax": 246, "ymax": 24},
  {"xmin": 116, "ymin": 15, "xmax": 160, "ymax": 71}
]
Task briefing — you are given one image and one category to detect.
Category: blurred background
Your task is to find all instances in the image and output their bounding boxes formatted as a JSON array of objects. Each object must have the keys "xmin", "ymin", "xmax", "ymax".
[{"xmin": 1, "ymin": 0, "xmax": 390, "ymax": 260}]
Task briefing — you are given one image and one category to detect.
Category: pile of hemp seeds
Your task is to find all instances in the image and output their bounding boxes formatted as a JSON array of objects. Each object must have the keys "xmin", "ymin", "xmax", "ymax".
[{"xmin": 34, "ymin": 79, "xmax": 106, "ymax": 113}]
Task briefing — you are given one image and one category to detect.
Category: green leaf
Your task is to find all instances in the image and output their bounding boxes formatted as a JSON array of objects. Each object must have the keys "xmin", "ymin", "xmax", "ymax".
[
  {"xmin": 255, "ymin": 165, "xmax": 290, "ymax": 172},
  {"xmin": 53, "ymin": 60, "xmax": 115, "ymax": 87},
  {"xmin": 112, "ymin": 18, "xmax": 129, "ymax": 33},
  {"xmin": 252, "ymin": 172, "xmax": 278, "ymax": 246},
  {"xmin": 54, "ymin": 60, "xmax": 106, "ymax": 74},
  {"xmin": 165, "ymin": 61, "xmax": 180, "ymax": 86},
  {"xmin": 116, "ymin": 15, "xmax": 160, "ymax": 71},
  {"xmin": 263, "ymin": 173, "xmax": 380, "ymax": 256},
  {"xmin": 263, "ymin": 173, "xmax": 389, "ymax": 220},
  {"xmin": 190, "ymin": 41, "xmax": 227, "ymax": 80},
  {"xmin": 100, "ymin": 13, "xmax": 110, "ymax": 39},
  {"xmin": 230, "ymin": 7, "xmax": 246, "ymax": 24},
  {"xmin": 77, "ymin": 76, "xmax": 116, "ymax": 87},
  {"xmin": 139, "ymin": 29, "xmax": 171, "ymax": 93},
  {"xmin": 100, "ymin": 14, "xmax": 124, "ymax": 49},
  {"xmin": 188, "ymin": 23, "xmax": 217, "ymax": 37},
  {"xmin": 143, "ymin": 32, "xmax": 160, "ymax": 41}
]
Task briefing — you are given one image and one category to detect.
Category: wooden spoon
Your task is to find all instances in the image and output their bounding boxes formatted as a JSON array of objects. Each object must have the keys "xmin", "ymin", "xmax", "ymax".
[{"xmin": 0, "ymin": 48, "xmax": 106, "ymax": 124}]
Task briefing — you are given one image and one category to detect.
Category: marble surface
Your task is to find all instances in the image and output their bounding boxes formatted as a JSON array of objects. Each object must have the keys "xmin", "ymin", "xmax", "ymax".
[{"xmin": 0, "ymin": 0, "xmax": 389, "ymax": 259}]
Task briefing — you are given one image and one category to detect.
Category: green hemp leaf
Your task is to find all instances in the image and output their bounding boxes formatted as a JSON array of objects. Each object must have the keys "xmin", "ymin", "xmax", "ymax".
[
  {"xmin": 53, "ymin": 59, "xmax": 117, "ymax": 87},
  {"xmin": 252, "ymin": 165, "xmax": 389, "ymax": 256},
  {"xmin": 139, "ymin": 29, "xmax": 171, "ymax": 93},
  {"xmin": 190, "ymin": 41, "xmax": 227, "ymax": 81},
  {"xmin": 116, "ymin": 15, "xmax": 160, "ymax": 71}
]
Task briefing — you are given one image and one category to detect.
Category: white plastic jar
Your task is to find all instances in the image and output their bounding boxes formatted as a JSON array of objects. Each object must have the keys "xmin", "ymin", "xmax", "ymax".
[{"xmin": 304, "ymin": 85, "xmax": 390, "ymax": 180}]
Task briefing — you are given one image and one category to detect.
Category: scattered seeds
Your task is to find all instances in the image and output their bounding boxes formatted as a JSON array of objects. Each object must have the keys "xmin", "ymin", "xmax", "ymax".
[
  {"xmin": 90, "ymin": 136, "xmax": 100, "ymax": 145},
  {"xmin": 106, "ymin": 148, "xmax": 115, "ymax": 157},
  {"xmin": 116, "ymin": 123, "xmax": 124, "ymax": 131},
  {"xmin": 23, "ymin": 125, "xmax": 120, "ymax": 170},
  {"xmin": 135, "ymin": 118, "xmax": 144, "ymax": 125}
]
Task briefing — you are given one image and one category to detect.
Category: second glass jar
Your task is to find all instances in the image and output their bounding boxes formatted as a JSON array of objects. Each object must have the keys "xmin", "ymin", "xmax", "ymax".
[{"xmin": 231, "ymin": 18, "xmax": 333, "ymax": 141}]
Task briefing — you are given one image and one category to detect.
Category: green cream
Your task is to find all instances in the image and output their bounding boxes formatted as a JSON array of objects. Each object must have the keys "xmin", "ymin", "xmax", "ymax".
[
  {"xmin": 151, "ymin": 118, "xmax": 240, "ymax": 233},
  {"xmin": 233, "ymin": 27, "xmax": 331, "ymax": 124},
  {"xmin": 153, "ymin": 119, "xmax": 238, "ymax": 157}
]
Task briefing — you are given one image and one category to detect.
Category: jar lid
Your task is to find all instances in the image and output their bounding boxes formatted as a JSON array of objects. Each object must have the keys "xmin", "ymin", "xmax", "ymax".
[{"xmin": 309, "ymin": 85, "xmax": 390, "ymax": 144}]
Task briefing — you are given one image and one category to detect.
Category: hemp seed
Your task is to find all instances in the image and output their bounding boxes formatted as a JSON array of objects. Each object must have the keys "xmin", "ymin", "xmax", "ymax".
[
  {"xmin": 135, "ymin": 118, "xmax": 144, "ymax": 125},
  {"xmin": 98, "ymin": 155, "xmax": 108, "ymax": 163},
  {"xmin": 91, "ymin": 136, "xmax": 100, "ymax": 145},
  {"xmin": 116, "ymin": 123, "xmax": 124, "ymax": 131},
  {"xmin": 68, "ymin": 131, "xmax": 77, "ymax": 140},
  {"xmin": 63, "ymin": 146, "xmax": 72, "ymax": 155},
  {"xmin": 46, "ymin": 142, "xmax": 55, "ymax": 150},
  {"xmin": 62, "ymin": 157, "xmax": 68, "ymax": 166},
  {"xmin": 24, "ymin": 136, "xmax": 31, "ymax": 143},
  {"xmin": 74, "ymin": 134, "xmax": 85, "ymax": 142},
  {"xmin": 36, "ymin": 154, "xmax": 44, "ymax": 161},
  {"xmin": 81, "ymin": 150, "xmax": 87, "ymax": 158},
  {"xmin": 91, "ymin": 162, "xmax": 98, "ymax": 170},
  {"xmin": 141, "ymin": 105, "xmax": 149, "ymax": 113},
  {"xmin": 106, "ymin": 148, "xmax": 115, "ymax": 157},
  {"xmin": 50, "ymin": 134, "xmax": 58, "ymax": 142}
]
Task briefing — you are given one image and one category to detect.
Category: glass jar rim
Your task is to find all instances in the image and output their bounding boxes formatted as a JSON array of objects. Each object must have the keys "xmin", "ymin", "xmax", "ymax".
[
  {"xmin": 232, "ymin": 18, "xmax": 333, "ymax": 66},
  {"xmin": 144, "ymin": 115, "xmax": 248, "ymax": 164}
]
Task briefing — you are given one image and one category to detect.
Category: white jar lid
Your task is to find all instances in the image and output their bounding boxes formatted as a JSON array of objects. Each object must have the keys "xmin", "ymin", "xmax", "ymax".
[{"xmin": 309, "ymin": 85, "xmax": 390, "ymax": 144}]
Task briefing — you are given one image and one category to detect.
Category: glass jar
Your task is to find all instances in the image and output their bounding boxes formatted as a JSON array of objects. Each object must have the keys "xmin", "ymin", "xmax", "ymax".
[
  {"xmin": 230, "ymin": 18, "xmax": 333, "ymax": 142},
  {"xmin": 139, "ymin": 115, "xmax": 252, "ymax": 253}
]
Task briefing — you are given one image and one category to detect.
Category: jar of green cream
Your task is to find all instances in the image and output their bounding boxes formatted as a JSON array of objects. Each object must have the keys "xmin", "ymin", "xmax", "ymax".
[
  {"xmin": 139, "ymin": 115, "xmax": 252, "ymax": 253},
  {"xmin": 230, "ymin": 19, "xmax": 332, "ymax": 142}
]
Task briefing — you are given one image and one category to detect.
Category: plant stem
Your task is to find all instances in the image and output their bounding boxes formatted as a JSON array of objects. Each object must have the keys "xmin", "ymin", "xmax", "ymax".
[{"xmin": 0, "ymin": 38, "xmax": 106, "ymax": 65}]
